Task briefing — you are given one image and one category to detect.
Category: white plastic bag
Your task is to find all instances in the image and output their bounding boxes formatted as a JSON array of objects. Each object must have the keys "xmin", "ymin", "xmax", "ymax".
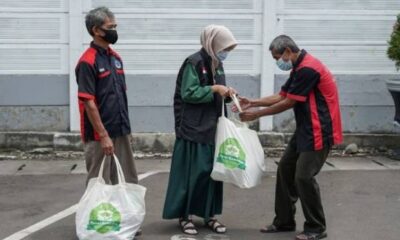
[
  {"xmin": 76, "ymin": 154, "xmax": 146, "ymax": 240},
  {"xmin": 211, "ymin": 95, "xmax": 266, "ymax": 188}
]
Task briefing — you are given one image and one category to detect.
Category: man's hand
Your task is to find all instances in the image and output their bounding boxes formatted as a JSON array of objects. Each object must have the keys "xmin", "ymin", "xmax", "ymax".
[
  {"xmin": 239, "ymin": 110, "xmax": 260, "ymax": 122},
  {"xmin": 100, "ymin": 135, "xmax": 114, "ymax": 155},
  {"xmin": 232, "ymin": 96, "xmax": 252, "ymax": 113},
  {"xmin": 84, "ymin": 100, "xmax": 114, "ymax": 155}
]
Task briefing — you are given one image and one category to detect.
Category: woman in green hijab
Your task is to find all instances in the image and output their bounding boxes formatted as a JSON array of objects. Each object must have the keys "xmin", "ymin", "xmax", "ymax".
[{"xmin": 162, "ymin": 25, "xmax": 238, "ymax": 235}]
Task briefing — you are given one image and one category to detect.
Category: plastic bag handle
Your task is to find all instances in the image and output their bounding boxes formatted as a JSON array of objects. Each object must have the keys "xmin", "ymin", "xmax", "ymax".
[
  {"xmin": 221, "ymin": 93, "xmax": 243, "ymax": 115},
  {"xmin": 220, "ymin": 93, "xmax": 249, "ymax": 127},
  {"xmin": 98, "ymin": 154, "xmax": 127, "ymax": 185},
  {"xmin": 231, "ymin": 94, "xmax": 243, "ymax": 113},
  {"xmin": 221, "ymin": 98, "xmax": 225, "ymax": 116}
]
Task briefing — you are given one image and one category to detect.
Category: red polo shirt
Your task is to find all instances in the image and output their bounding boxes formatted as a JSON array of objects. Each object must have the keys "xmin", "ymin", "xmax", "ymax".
[
  {"xmin": 76, "ymin": 42, "xmax": 131, "ymax": 142},
  {"xmin": 280, "ymin": 50, "xmax": 343, "ymax": 151}
]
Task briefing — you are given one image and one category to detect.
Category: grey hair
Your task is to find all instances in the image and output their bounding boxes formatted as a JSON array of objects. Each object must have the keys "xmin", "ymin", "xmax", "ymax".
[
  {"xmin": 85, "ymin": 6, "xmax": 115, "ymax": 36},
  {"xmin": 269, "ymin": 35, "xmax": 300, "ymax": 54}
]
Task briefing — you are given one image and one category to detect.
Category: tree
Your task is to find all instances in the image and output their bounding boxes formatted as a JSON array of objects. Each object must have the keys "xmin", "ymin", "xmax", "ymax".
[{"xmin": 388, "ymin": 14, "xmax": 400, "ymax": 70}]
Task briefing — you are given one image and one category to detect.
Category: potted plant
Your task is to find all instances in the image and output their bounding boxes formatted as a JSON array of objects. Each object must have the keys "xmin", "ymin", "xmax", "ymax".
[{"xmin": 387, "ymin": 13, "xmax": 400, "ymax": 159}]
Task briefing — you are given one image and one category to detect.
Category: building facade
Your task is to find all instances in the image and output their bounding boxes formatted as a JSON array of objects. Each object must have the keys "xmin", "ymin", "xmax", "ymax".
[{"xmin": 0, "ymin": 0, "xmax": 399, "ymax": 133}]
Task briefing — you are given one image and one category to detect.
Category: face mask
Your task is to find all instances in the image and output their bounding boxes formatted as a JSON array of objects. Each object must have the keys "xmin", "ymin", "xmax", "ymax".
[
  {"xmin": 276, "ymin": 57, "xmax": 293, "ymax": 71},
  {"xmin": 217, "ymin": 51, "xmax": 229, "ymax": 62},
  {"xmin": 100, "ymin": 28, "xmax": 118, "ymax": 44}
]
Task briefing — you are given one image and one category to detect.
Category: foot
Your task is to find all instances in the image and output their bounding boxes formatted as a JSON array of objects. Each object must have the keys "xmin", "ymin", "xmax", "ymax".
[
  {"xmin": 179, "ymin": 218, "xmax": 198, "ymax": 235},
  {"xmin": 295, "ymin": 231, "xmax": 327, "ymax": 240},
  {"xmin": 135, "ymin": 228, "xmax": 142, "ymax": 236},
  {"xmin": 205, "ymin": 218, "xmax": 227, "ymax": 234},
  {"xmin": 260, "ymin": 224, "xmax": 296, "ymax": 233}
]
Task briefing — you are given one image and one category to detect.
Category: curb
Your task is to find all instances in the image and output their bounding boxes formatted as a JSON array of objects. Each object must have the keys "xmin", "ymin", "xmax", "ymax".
[{"xmin": 0, "ymin": 131, "xmax": 399, "ymax": 153}]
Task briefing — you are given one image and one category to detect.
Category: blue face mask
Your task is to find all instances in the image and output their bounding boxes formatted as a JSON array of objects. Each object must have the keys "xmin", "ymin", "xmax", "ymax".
[
  {"xmin": 276, "ymin": 57, "xmax": 293, "ymax": 71},
  {"xmin": 217, "ymin": 51, "xmax": 229, "ymax": 62}
]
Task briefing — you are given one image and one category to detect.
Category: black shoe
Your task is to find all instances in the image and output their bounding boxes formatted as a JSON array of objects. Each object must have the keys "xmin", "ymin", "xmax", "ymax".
[
  {"xmin": 295, "ymin": 231, "xmax": 327, "ymax": 240},
  {"xmin": 260, "ymin": 224, "xmax": 296, "ymax": 233}
]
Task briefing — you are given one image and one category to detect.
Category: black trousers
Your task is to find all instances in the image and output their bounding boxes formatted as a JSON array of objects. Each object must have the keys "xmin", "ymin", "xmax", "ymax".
[{"xmin": 272, "ymin": 135, "xmax": 329, "ymax": 233}]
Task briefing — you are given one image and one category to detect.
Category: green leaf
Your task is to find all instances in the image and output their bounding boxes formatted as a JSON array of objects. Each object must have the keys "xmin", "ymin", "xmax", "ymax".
[{"xmin": 387, "ymin": 14, "xmax": 400, "ymax": 70}]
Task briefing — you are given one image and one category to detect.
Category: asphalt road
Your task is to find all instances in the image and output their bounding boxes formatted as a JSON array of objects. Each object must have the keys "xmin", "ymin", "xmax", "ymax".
[{"xmin": 1, "ymin": 157, "xmax": 400, "ymax": 240}]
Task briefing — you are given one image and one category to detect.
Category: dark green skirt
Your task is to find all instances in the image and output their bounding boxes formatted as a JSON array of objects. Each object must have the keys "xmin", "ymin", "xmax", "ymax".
[{"xmin": 162, "ymin": 138, "xmax": 223, "ymax": 220}]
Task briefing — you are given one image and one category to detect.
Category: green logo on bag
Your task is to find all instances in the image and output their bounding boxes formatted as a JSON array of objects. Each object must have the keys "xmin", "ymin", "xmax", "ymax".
[
  {"xmin": 87, "ymin": 202, "xmax": 121, "ymax": 234},
  {"xmin": 217, "ymin": 138, "xmax": 246, "ymax": 170}
]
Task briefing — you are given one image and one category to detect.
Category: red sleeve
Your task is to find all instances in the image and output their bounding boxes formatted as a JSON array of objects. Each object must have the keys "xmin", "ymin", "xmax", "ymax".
[{"xmin": 76, "ymin": 61, "xmax": 96, "ymax": 101}]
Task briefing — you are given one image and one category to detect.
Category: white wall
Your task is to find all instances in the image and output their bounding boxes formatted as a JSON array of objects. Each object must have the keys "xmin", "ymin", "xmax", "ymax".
[
  {"xmin": 0, "ymin": 0, "xmax": 68, "ymax": 74},
  {"xmin": 0, "ymin": 0, "xmax": 399, "ymax": 132},
  {"xmin": 275, "ymin": 0, "xmax": 399, "ymax": 75}
]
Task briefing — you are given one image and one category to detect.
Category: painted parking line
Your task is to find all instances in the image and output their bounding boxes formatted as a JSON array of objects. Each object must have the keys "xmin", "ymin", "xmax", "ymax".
[
  {"xmin": 171, "ymin": 234, "xmax": 230, "ymax": 240},
  {"xmin": 3, "ymin": 170, "xmax": 165, "ymax": 240}
]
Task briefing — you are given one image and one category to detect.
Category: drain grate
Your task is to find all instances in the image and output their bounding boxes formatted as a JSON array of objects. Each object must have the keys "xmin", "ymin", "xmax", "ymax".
[
  {"xmin": 70, "ymin": 164, "xmax": 77, "ymax": 171},
  {"xmin": 17, "ymin": 164, "xmax": 26, "ymax": 171},
  {"xmin": 325, "ymin": 161, "xmax": 335, "ymax": 168},
  {"xmin": 371, "ymin": 160, "xmax": 386, "ymax": 167}
]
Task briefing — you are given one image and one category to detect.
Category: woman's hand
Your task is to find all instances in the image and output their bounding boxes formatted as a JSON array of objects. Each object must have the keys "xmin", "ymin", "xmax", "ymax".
[
  {"xmin": 227, "ymin": 87, "xmax": 237, "ymax": 97},
  {"xmin": 212, "ymin": 85, "xmax": 236, "ymax": 97}
]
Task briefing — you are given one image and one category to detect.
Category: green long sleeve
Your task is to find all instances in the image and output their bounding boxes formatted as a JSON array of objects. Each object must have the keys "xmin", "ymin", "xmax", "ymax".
[{"xmin": 181, "ymin": 63, "xmax": 214, "ymax": 104}]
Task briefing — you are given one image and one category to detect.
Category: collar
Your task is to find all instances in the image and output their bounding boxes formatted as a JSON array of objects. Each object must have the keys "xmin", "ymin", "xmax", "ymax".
[
  {"xmin": 199, "ymin": 47, "xmax": 223, "ymax": 70},
  {"xmin": 293, "ymin": 49, "xmax": 307, "ymax": 70},
  {"xmin": 90, "ymin": 41, "xmax": 112, "ymax": 55},
  {"xmin": 200, "ymin": 48, "xmax": 212, "ymax": 61}
]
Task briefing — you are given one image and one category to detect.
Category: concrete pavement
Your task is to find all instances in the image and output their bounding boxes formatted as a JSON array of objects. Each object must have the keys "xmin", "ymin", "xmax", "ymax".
[
  {"xmin": 1, "ymin": 131, "xmax": 400, "ymax": 153},
  {"xmin": 0, "ymin": 156, "xmax": 400, "ymax": 240},
  {"xmin": 1, "ymin": 156, "xmax": 400, "ymax": 176}
]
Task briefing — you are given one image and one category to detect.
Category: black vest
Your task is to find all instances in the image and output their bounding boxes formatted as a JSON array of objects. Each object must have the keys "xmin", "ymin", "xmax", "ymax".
[{"xmin": 174, "ymin": 48, "xmax": 226, "ymax": 144}]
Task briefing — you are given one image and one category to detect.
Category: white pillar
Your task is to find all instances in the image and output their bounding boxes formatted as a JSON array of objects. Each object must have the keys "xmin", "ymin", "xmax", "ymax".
[
  {"xmin": 68, "ymin": 0, "xmax": 84, "ymax": 131},
  {"xmin": 259, "ymin": 0, "xmax": 278, "ymax": 131}
]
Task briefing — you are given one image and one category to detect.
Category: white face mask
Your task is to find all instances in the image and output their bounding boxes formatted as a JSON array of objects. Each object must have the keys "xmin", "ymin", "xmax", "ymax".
[
  {"xmin": 217, "ymin": 51, "xmax": 229, "ymax": 62},
  {"xmin": 276, "ymin": 57, "xmax": 293, "ymax": 71}
]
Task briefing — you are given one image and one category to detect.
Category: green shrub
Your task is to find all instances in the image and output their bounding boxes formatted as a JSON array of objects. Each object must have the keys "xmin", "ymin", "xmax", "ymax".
[{"xmin": 388, "ymin": 14, "xmax": 400, "ymax": 70}]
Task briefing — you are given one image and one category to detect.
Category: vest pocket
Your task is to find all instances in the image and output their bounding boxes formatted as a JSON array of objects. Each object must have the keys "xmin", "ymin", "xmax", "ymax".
[{"xmin": 98, "ymin": 71, "xmax": 111, "ymax": 79}]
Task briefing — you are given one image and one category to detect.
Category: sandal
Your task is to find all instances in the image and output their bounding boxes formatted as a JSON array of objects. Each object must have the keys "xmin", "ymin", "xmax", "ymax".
[
  {"xmin": 295, "ymin": 231, "xmax": 327, "ymax": 240},
  {"xmin": 135, "ymin": 228, "xmax": 142, "ymax": 236},
  {"xmin": 179, "ymin": 218, "xmax": 198, "ymax": 235},
  {"xmin": 205, "ymin": 219, "xmax": 227, "ymax": 234},
  {"xmin": 260, "ymin": 224, "xmax": 296, "ymax": 233}
]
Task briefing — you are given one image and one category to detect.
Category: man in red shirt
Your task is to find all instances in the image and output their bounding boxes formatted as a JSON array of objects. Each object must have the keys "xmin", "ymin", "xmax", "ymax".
[
  {"xmin": 236, "ymin": 35, "xmax": 342, "ymax": 240},
  {"xmin": 77, "ymin": 6, "xmax": 138, "ymax": 184},
  {"xmin": 75, "ymin": 7, "xmax": 141, "ymax": 236}
]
